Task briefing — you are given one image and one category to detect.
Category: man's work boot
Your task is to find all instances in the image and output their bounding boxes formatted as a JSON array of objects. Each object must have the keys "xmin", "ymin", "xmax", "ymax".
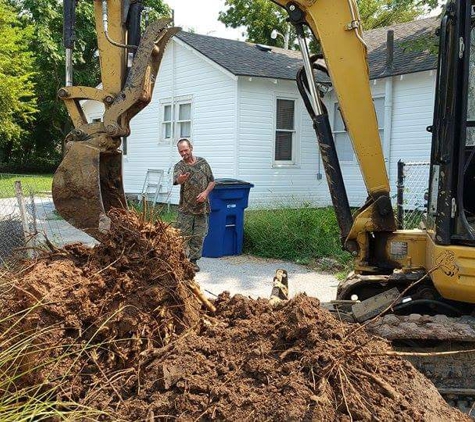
[{"xmin": 191, "ymin": 259, "xmax": 200, "ymax": 272}]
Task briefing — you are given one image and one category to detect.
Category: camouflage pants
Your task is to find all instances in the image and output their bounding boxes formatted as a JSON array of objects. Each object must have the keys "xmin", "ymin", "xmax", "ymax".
[{"xmin": 176, "ymin": 212, "xmax": 209, "ymax": 261}]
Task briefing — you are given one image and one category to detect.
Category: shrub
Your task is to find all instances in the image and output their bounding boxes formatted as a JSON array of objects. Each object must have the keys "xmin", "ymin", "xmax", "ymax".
[{"xmin": 243, "ymin": 205, "xmax": 352, "ymax": 268}]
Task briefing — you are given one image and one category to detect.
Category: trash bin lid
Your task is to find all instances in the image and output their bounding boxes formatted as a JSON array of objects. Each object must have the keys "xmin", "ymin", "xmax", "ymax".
[{"xmin": 214, "ymin": 178, "xmax": 254, "ymax": 187}]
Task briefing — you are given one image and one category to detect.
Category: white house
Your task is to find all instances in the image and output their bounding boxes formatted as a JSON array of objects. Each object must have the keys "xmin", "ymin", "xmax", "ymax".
[{"xmin": 83, "ymin": 18, "xmax": 438, "ymax": 209}]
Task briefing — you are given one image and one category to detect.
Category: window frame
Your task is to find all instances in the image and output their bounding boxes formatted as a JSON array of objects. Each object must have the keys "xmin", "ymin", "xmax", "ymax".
[
  {"xmin": 161, "ymin": 103, "xmax": 173, "ymax": 142},
  {"xmin": 159, "ymin": 96, "xmax": 193, "ymax": 143},
  {"xmin": 273, "ymin": 96, "xmax": 299, "ymax": 167},
  {"xmin": 176, "ymin": 101, "xmax": 192, "ymax": 139},
  {"xmin": 332, "ymin": 95, "xmax": 385, "ymax": 164}
]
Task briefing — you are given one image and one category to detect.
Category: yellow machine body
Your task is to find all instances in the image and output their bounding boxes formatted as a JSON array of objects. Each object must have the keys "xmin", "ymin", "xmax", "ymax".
[{"xmin": 271, "ymin": 0, "xmax": 475, "ymax": 305}]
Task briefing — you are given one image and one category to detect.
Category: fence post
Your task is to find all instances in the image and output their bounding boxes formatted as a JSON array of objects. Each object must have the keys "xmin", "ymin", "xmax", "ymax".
[
  {"xmin": 397, "ymin": 160, "xmax": 404, "ymax": 230},
  {"xmin": 14, "ymin": 181, "xmax": 33, "ymax": 258}
]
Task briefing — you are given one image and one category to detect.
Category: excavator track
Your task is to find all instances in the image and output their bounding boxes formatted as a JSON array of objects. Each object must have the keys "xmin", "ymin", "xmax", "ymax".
[
  {"xmin": 325, "ymin": 307, "xmax": 475, "ymax": 416},
  {"xmin": 328, "ymin": 275, "xmax": 475, "ymax": 417}
]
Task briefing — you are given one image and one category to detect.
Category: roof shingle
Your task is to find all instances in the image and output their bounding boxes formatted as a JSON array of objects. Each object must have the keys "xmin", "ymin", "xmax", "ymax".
[{"xmin": 176, "ymin": 17, "xmax": 438, "ymax": 81}]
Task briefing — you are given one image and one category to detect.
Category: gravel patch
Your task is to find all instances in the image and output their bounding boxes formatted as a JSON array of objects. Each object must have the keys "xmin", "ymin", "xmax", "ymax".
[{"xmin": 195, "ymin": 255, "xmax": 339, "ymax": 302}]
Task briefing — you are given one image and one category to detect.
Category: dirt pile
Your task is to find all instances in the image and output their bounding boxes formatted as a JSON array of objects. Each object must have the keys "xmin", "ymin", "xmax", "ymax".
[{"xmin": 0, "ymin": 210, "xmax": 469, "ymax": 421}]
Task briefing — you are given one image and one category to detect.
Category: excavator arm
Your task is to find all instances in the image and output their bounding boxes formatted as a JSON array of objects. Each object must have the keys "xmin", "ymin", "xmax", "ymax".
[
  {"xmin": 52, "ymin": 1, "xmax": 179, "ymax": 239},
  {"xmin": 271, "ymin": 0, "xmax": 397, "ymax": 269}
]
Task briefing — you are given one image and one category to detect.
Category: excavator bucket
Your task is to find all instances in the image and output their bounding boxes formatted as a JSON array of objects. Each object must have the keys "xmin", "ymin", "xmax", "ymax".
[{"xmin": 52, "ymin": 140, "xmax": 126, "ymax": 239}]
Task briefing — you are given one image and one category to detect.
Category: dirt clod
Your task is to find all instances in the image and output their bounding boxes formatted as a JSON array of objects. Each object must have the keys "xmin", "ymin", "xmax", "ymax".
[{"xmin": 0, "ymin": 209, "xmax": 470, "ymax": 421}]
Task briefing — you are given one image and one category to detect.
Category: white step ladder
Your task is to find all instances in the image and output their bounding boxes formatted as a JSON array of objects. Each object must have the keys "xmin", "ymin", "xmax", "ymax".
[{"xmin": 141, "ymin": 169, "xmax": 164, "ymax": 204}]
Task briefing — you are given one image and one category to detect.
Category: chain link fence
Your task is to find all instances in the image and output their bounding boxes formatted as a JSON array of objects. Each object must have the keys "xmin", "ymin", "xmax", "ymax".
[
  {"xmin": 396, "ymin": 161, "xmax": 430, "ymax": 229},
  {"xmin": 0, "ymin": 174, "xmax": 74, "ymax": 268}
]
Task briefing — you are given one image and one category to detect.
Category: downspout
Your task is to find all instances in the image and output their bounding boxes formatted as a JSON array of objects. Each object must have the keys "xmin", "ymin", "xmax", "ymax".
[
  {"xmin": 234, "ymin": 77, "xmax": 240, "ymax": 178},
  {"xmin": 167, "ymin": 39, "xmax": 176, "ymax": 207},
  {"xmin": 383, "ymin": 30, "xmax": 394, "ymax": 176}
]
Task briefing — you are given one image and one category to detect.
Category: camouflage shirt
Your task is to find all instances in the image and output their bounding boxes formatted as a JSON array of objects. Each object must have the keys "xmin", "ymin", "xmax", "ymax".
[{"xmin": 173, "ymin": 157, "xmax": 214, "ymax": 215}]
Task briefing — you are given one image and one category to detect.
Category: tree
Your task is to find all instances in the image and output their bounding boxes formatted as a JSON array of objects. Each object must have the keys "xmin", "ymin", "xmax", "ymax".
[
  {"xmin": 0, "ymin": 0, "xmax": 37, "ymax": 158},
  {"xmin": 218, "ymin": 0, "xmax": 440, "ymax": 48},
  {"xmin": 219, "ymin": 0, "xmax": 291, "ymax": 48},
  {"xmin": 4, "ymin": 0, "xmax": 170, "ymax": 169},
  {"xmin": 358, "ymin": 0, "xmax": 439, "ymax": 30}
]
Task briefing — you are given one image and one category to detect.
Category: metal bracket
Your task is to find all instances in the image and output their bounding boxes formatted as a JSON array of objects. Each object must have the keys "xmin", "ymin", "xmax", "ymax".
[{"xmin": 345, "ymin": 20, "xmax": 360, "ymax": 31}]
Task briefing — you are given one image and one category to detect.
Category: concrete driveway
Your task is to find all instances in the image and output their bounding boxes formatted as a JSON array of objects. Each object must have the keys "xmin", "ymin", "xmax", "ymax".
[
  {"xmin": 196, "ymin": 255, "xmax": 339, "ymax": 302},
  {"xmin": 2, "ymin": 196, "xmax": 338, "ymax": 302}
]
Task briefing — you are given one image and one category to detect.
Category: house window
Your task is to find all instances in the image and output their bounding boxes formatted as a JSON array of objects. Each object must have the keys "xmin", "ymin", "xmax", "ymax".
[
  {"xmin": 162, "ymin": 104, "xmax": 172, "ymax": 140},
  {"xmin": 275, "ymin": 99, "xmax": 296, "ymax": 163},
  {"xmin": 177, "ymin": 103, "xmax": 191, "ymax": 138},
  {"xmin": 160, "ymin": 100, "xmax": 193, "ymax": 142},
  {"xmin": 333, "ymin": 97, "xmax": 385, "ymax": 162}
]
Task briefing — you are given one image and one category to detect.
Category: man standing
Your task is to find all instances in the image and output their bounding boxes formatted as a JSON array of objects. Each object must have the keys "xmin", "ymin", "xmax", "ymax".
[{"xmin": 173, "ymin": 138, "xmax": 215, "ymax": 272}]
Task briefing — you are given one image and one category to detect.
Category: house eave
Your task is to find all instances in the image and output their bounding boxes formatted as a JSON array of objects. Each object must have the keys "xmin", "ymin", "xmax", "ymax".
[{"xmin": 173, "ymin": 37, "xmax": 238, "ymax": 81}]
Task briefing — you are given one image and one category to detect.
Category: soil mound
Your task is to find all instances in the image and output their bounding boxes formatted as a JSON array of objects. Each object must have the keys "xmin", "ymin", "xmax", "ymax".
[{"xmin": 0, "ymin": 210, "xmax": 469, "ymax": 421}]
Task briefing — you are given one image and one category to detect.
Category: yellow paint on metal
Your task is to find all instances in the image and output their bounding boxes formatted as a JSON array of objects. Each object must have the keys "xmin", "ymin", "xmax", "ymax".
[
  {"xmin": 63, "ymin": 86, "xmax": 115, "ymax": 103},
  {"xmin": 384, "ymin": 230, "xmax": 427, "ymax": 269},
  {"xmin": 427, "ymin": 236, "xmax": 475, "ymax": 303},
  {"xmin": 94, "ymin": 0, "xmax": 126, "ymax": 95}
]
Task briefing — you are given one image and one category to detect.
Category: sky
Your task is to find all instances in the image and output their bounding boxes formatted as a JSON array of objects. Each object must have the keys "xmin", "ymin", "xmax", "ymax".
[{"xmin": 166, "ymin": 0, "xmax": 246, "ymax": 40}]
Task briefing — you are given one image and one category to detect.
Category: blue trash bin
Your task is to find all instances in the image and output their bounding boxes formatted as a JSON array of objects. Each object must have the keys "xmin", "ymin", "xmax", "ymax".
[{"xmin": 202, "ymin": 178, "xmax": 254, "ymax": 258}]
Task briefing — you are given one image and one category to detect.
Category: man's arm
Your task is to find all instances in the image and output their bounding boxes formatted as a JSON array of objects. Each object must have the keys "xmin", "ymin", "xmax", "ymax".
[
  {"xmin": 173, "ymin": 162, "xmax": 190, "ymax": 185},
  {"xmin": 196, "ymin": 180, "xmax": 215, "ymax": 203},
  {"xmin": 196, "ymin": 160, "xmax": 215, "ymax": 203}
]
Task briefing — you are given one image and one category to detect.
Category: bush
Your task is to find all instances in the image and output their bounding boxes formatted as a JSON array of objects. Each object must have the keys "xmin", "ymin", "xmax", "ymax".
[
  {"xmin": 0, "ymin": 155, "xmax": 60, "ymax": 174},
  {"xmin": 243, "ymin": 205, "xmax": 352, "ymax": 268}
]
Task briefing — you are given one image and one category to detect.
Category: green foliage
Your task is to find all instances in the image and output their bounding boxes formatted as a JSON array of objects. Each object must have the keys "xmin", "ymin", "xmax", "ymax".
[
  {"xmin": 0, "ymin": 0, "xmax": 37, "ymax": 147},
  {"xmin": 3, "ymin": 0, "xmax": 170, "ymax": 169},
  {"xmin": 219, "ymin": 0, "xmax": 293, "ymax": 48},
  {"xmin": 0, "ymin": 174, "xmax": 53, "ymax": 198},
  {"xmin": 219, "ymin": 0, "xmax": 439, "ymax": 46},
  {"xmin": 243, "ymin": 205, "xmax": 352, "ymax": 268},
  {"xmin": 146, "ymin": 0, "xmax": 171, "ymax": 22},
  {"xmin": 0, "ymin": 154, "xmax": 60, "ymax": 174},
  {"xmin": 357, "ymin": 0, "xmax": 438, "ymax": 30}
]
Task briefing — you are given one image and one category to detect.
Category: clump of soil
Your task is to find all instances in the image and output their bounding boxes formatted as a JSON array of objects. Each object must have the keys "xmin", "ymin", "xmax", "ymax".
[{"xmin": 0, "ymin": 209, "xmax": 469, "ymax": 421}]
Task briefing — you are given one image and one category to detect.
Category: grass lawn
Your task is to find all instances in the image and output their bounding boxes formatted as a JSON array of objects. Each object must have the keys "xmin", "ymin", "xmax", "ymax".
[{"xmin": 0, "ymin": 174, "xmax": 53, "ymax": 198}]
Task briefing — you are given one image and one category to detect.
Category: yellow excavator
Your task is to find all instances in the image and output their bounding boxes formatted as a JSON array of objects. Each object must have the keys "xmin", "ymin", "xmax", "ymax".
[
  {"xmin": 53, "ymin": 0, "xmax": 475, "ymax": 411},
  {"xmin": 266, "ymin": 0, "xmax": 475, "ymax": 408}
]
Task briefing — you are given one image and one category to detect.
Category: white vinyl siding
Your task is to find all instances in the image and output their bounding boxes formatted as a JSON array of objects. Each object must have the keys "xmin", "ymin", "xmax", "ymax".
[
  {"xmin": 108, "ymin": 38, "xmax": 236, "ymax": 202},
  {"xmin": 80, "ymin": 38, "xmax": 436, "ymax": 210},
  {"xmin": 388, "ymin": 72, "xmax": 435, "ymax": 194}
]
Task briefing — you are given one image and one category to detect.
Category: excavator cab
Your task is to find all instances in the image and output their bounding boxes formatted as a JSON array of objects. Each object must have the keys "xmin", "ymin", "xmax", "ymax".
[
  {"xmin": 53, "ymin": 1, "xmax": 179, "ymax": 239},
  {"xmin": 428, "ymin": 0, "xmax": 475, "ymax": 245}
]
